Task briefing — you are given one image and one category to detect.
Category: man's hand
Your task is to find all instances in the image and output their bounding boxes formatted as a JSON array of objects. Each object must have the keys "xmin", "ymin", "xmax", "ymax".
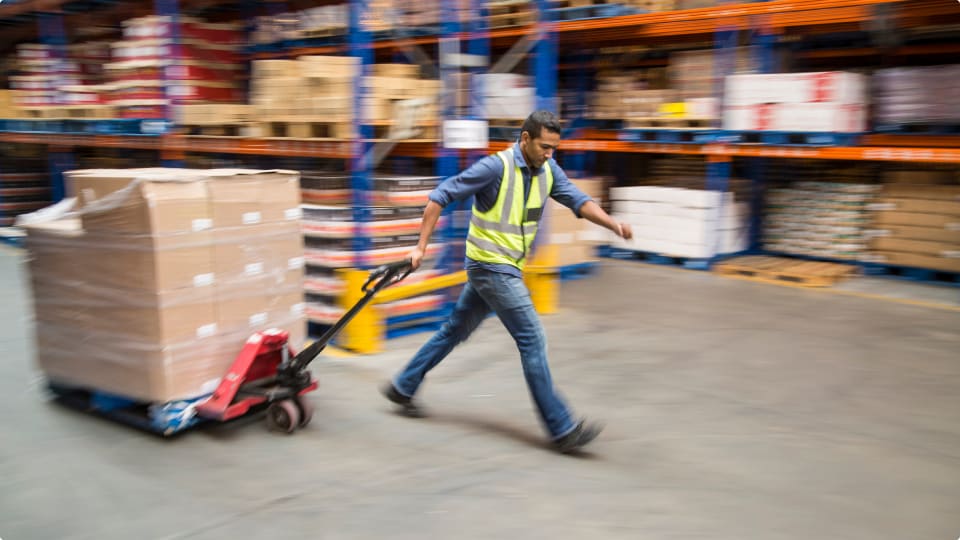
[
  {"xmin": 618, "ymin": 222, "xmax": 633, "ymax": 240},
  {"xmin": 408, "ymin": 246, "xmax": 425, "ymax": 271}
]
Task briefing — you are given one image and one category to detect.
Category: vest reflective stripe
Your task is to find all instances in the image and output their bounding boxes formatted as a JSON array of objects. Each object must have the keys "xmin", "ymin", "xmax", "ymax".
[{"xmin": 465, "ymin": 148, "xmax": 554, "ymax": 269}]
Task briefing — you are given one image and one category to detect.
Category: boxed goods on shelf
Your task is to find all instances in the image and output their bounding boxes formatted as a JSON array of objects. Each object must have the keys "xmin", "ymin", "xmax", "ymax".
[
  {"xmin": 22, "ymin": 168, "xmax": 305, "ymax": 403},
  {"xmin": 764, "ymin": 171, "xmax": 880, "ymax": 260},
  {"xmin": 873, "ymin": 65, "xmax": 960, "ymax": 127},
  {"xmin": 864, "ymin": 180, "xmax": 960, "ymax": 272},
  {"xmin": 669, "ymin": 47, "xmax": 756, "ymax": 101},
  {"xmin": 610, "ymin": 185, "xmax": 748, "ymax": 258},
  {"xmin": 723, "ymin": 72, "xmax": 868, "ymax": 132}
]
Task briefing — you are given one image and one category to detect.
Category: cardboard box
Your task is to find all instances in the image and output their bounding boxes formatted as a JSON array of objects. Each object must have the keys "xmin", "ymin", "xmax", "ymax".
[
  {"xmin": 870, "ymin": 237, "xmax": 960, "ymax": 256},
  {"xmin": 26, "ymin": 219, "xmax": 216, "ymax": 292},
  {"xmin": 872, "ymin": 211, "xmax": 960, "ymax": 231},
  {"xmin": 883, "ymin": 170, "xmax": 954, "ymax": 184},
  {"xmin": 864, "ymin": 251, "xmax": 960, "ymax": 273},
  {"xmin": 33, "ymin": 279, "xmax": 218, "ymax": 344},
  {"xmin": 880, "ymin": 184, "xmax": 960, "ymax": 202},
  {"xmin": 213, "ymin": 221, "xmax": 304, "ymax": 285},
  {"xmin": 35, "ymin": 322, "xmax": 229, "ymax": 402},
  {"xmin": 864, "ymin": 224, "xmax": 960, "ymax": 244},
  {"xmin": 69, "ymin": 169, "xmax": 213, "ymax": 235},
  {"xmin": 252, "ymin": 59, "xmax": 300, "ymax": 79},
  {"xmin": 871, "ymin": 198, "xmax": 960, "ymax": 216}
]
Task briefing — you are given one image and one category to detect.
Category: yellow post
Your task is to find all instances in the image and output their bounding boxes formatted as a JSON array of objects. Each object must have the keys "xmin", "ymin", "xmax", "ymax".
[
  {"xmin": 336, "ymin": 268, "xmax": 385, "ymax": 354},
  {"xmin": 525, "ymin": 243, "xmax": 560, "ymax": 315}
]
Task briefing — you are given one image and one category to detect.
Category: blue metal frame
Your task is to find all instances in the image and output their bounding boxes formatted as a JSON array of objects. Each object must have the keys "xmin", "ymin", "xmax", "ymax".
[
  {"xmin": 533, "ymin": 0, "xmax": 558, "ymax": 113},
  {"xmin": 349, "ymin": 0, "xmax": 374, "ymax": 266}
]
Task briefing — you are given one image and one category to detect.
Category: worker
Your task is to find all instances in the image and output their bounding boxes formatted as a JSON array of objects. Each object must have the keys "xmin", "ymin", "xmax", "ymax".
[{"xmin": 381, "ymin": 110, "xmax": 633, "ymax": 454}]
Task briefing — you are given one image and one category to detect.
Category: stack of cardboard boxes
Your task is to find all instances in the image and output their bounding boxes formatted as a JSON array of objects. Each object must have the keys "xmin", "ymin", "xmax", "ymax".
[
  {"xmin": 24, "ymin": 168, "xmax": 305, "ymax": 403},
  {"xmin": 865, "ymin": 171, "xmax": 960, "ymax": 272},
  {"xmin": 250, "ymin": 57, "xmax": 440, "ymax": 138},
  {"xmin": 106, "ymin": 16, "xmax": 245, "ymax": 119}
]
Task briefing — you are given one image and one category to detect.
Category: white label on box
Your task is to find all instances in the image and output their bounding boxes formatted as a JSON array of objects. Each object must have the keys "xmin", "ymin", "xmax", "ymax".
[
  {"xmin": 291, "ymin": 303, "xmax": 306, "ymax": 316},
  {"xmin": 193, "ymin": 273, "xmax": 215, "ymax": 287},
  {"xmin": 947, "ymin": 223, "xmax": 960, "ymax": 231},
  {"xmin": 245, "ymin": 262, "xmax": 264, "ymax": 276},
  {"xmin": 196, "ymin": 323, "xmax": 218, "ymax": 339},
  {"xmin": 288, "ymin": 256, "xmax": 305, "ymax": 270},
  {"xmin": 443, "ymin": 119, "xmax": 489, "ymax": 149},
  {"xmin": 942, "ymin": 250, "xmax": 960, "ymax": 259},
  {"xmin": 285, "ymin": 208, "xmax": 303, "ymax": 220},
  {"xmin": 868, "ymin": 203, "xmax": 897, "ymax": 211},
  {"xmin": 192, "ymin": 218, "xmax": 212, "ymax": 232},
  {"xmin": 243, "ymin": 211, "xmax": 262, "ymax": 225},
  {"xmin": 249, "ymin": 312, "xmax": 268, "ymax": 327},
  {"xmin": 863, "ymin": 229, "xmax": 890, "ymax": 239}
]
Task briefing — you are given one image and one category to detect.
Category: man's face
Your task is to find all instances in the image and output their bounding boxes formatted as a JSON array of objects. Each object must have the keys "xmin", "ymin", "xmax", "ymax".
[{"xmin": 520, "ymin": 129, "xmax": 560, "ymax": 170}]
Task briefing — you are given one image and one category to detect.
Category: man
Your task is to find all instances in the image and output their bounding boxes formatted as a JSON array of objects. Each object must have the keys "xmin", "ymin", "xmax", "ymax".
[{"xmin": 381, "ymin": 110, "xmax": 633, "ymax": 454}]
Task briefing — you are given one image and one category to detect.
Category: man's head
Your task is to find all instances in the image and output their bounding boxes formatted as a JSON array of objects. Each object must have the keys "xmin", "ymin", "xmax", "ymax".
[{"xmin": 519, "ymin": 110, "xmax": 561, "ymax": 170}]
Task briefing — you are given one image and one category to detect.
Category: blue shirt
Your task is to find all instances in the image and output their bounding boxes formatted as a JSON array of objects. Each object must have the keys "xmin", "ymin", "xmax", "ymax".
[{"xmin": 428, "ymin": 143, "xmax": 593, "ymax": 278}]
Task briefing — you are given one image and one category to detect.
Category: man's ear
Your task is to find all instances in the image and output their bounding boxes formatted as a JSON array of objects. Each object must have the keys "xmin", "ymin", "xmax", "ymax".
[{"xmin": 519, "ymin": 131, "xmax": 530, "ymax": 145}]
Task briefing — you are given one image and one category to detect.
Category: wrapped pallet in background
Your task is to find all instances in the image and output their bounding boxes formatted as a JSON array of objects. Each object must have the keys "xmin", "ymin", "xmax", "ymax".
[{"xmin": 22, "ymin": 168, "xmax": 305, "ymax": 403}]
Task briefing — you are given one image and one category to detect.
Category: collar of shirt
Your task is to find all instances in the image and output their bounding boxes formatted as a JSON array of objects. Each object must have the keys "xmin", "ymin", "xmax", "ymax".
[{"xmin": 511, "ymin": 142, "xmax": 544, "ymax": 176}]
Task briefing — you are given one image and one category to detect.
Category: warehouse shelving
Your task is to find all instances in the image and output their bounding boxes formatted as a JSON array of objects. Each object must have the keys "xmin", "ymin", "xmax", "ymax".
[{"xmin": 2, "ymin": 0, "xmax": 959, "ymax": 286}]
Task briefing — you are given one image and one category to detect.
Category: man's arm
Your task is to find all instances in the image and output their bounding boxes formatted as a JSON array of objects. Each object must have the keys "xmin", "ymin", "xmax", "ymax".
[
  {"xmin": 407, "ymin": 154, "xmax": 504, "ymax": 270},
  {"xmin": 408, "ymin": 200, "xmax": 443, "ymax": 270},
  {"xmin": 579, "ymin": 200, "xmax": 633, "ymax": 240},
  {"xmin": 547, "ymin": 161, "xmax": 632, "ymax": 240}
]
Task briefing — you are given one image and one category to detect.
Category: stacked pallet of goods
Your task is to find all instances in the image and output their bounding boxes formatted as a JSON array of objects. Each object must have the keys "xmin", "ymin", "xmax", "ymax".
[{"xmin": 23, "ymin": 168, "xmax": 305, "ymax": 403}]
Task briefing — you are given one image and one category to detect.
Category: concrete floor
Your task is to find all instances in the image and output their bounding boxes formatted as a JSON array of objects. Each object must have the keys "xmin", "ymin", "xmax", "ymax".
[{"xmin": 1, "ymin": 247, "xmax": 959, "ymax": 540}]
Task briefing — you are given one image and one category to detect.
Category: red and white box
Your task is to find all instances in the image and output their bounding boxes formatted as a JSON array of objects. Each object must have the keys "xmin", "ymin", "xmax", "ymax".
[
  {"xmin": 723, "ymin": 103, "xmax": 865, "ymax": 132},
  {"xmin": 725, "ymin": 71, "xmax": 866, "ymax": 106}
]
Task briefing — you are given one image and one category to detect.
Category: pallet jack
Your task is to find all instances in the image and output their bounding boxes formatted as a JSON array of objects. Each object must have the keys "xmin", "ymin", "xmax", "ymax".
[
  {"xmin": 49, "ymin": 260, "xmax": 413, "ymax": 435},
  {"xmin": 195, "ymin": 259, "xmax": 413, "ymax": 433}
]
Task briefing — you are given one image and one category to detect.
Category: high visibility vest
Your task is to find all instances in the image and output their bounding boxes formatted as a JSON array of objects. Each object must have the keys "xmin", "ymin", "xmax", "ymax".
[{"xmin": 465, "ymin": 148, "xmax": 554, "ymax": 270}]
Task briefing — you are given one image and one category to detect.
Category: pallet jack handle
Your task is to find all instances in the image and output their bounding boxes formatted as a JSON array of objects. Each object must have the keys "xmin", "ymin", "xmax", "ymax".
[{"xmin": 284, "ymin": 260, "xmax": 414, "ymax": 372}]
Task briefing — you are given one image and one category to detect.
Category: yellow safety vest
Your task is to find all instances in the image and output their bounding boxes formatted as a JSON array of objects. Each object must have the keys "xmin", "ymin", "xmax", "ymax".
[{"xmin": 465, "ymin": 148, "xmax": 554, "ymax": 269}]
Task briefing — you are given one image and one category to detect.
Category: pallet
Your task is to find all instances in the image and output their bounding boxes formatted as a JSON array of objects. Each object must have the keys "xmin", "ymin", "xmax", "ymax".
[
  {"xmin": 598, "ymin": 245, "xmax": 712, "ymax": 270},
  {"xmin": 724, "ymin": 130, "xmax": 861, "ymax": 147},
  {"xmin": 487, "ymin": 10, "xmax": 536, "ymax": 27},
  {"xmin": 619, "ymin": 127, "xmax": 723, "ymax": 144},
  {"xmin": 874, "ymin": 123, "xmax": 960, "ymax": 135},
  {"xmin": 300, "ymin": 26, "xmax": 347, "ymax": 39},
  {"xmin": 558, "ymin": 261, "xmax": 598, "ymax": 281},
  {"xmin": 623, "ymin": 117, "xmax": 715, "ymax": 129},
  {"xmin": 258, "ymin": 120, "xmax": 356, "ymax": 139},
  {"xmin": 180, "ymin": 123, "xmax": 247, "ymax": 137},
  {"xmin": 546, "ymin": 3, "xmax": 635, "ymax": 20},
  {"xmin": 46, "ymin": 382, "xmax": 206, "ymax": 436},
  {"xmin": 714, "ymin": 255, "xmax": 859, "ymax": 288},
  {"xmin": 861, "ymin": 262, "xmax": 960, "ymax": 287}
]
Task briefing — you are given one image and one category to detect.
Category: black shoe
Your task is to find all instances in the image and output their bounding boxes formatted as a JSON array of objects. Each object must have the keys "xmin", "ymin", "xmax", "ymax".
[
  {"xmin": 381, "ymin": 382, "xmax": 425, "ymax": 418},
  {"xmin": 553, "ymin": 420, "xmax": 603, "ymax": 454}
]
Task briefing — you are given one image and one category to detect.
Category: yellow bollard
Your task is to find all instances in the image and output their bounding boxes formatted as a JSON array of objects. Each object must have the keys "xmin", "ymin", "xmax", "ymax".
[
  {"xmin": 525, "ymin": 242, "xmax": 560, "ymax": 315},
  {"xmin": 336, "ymin": 268, "xmax": 385, "ymax": 354}
]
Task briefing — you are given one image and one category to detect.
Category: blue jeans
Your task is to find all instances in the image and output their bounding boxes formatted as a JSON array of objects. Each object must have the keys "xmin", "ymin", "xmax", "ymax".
[{"xmin": 392, "ymin": 267, "xmax": 577, "ymax": 440}]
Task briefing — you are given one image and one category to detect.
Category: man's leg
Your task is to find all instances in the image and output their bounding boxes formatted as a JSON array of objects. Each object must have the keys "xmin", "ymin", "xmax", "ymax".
[
  {"xmin": 390, "ymin": 279, "xmax": 490, "ymax": 398},
  {"xmin": 469, "ymin": 270, "xmax": 578, "ymax": 440}
]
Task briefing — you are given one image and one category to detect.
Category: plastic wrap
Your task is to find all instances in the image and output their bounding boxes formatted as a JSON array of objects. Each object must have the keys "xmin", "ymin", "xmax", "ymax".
[{"xmin": 22, "ymin": 168, "xmax": 306, "ymax": 403}]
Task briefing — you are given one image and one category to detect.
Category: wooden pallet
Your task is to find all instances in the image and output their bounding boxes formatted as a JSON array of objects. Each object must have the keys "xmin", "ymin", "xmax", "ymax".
[
  {"xmin": 300, "ymin": 26, "xmax": 347, "ymax": 39},
  {"xmin": 623, "ymin": 116, "xmax": 716, "ymax": 129},
  {"xmin": 180, "ymin": 123, "xmax": 248, "ymax": 137},
  {"xmin": 488, "ymin": 11, "xmax": 535, "ymax": 27},
  {"xmin": 714, "ymin": 256, "xmax": 859, "ymax": 288},
  {"xmin": 258, "ymin": 119, "xmax": 356, "ymax": 139}
]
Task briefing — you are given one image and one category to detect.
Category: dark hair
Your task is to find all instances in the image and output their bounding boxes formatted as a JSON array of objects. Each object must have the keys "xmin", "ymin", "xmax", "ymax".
[{"xmin": 521, "ymin": 110, "xmax": 561, "ymax": 139}]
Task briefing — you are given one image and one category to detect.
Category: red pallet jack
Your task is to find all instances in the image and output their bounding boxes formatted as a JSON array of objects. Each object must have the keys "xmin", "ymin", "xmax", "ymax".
[{"xmin": 195, "ymin": 260, "xmax": 413, "ymax": 433}]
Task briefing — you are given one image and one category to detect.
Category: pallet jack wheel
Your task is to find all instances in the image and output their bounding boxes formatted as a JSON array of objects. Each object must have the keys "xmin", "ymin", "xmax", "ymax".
[
  {"xmin": 294, "ymin": 395, "xmax": 314, "ymax": 428},
  {"xmin": 266, "ymin": 400, "xmax": 301, "ymax": 434}
]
